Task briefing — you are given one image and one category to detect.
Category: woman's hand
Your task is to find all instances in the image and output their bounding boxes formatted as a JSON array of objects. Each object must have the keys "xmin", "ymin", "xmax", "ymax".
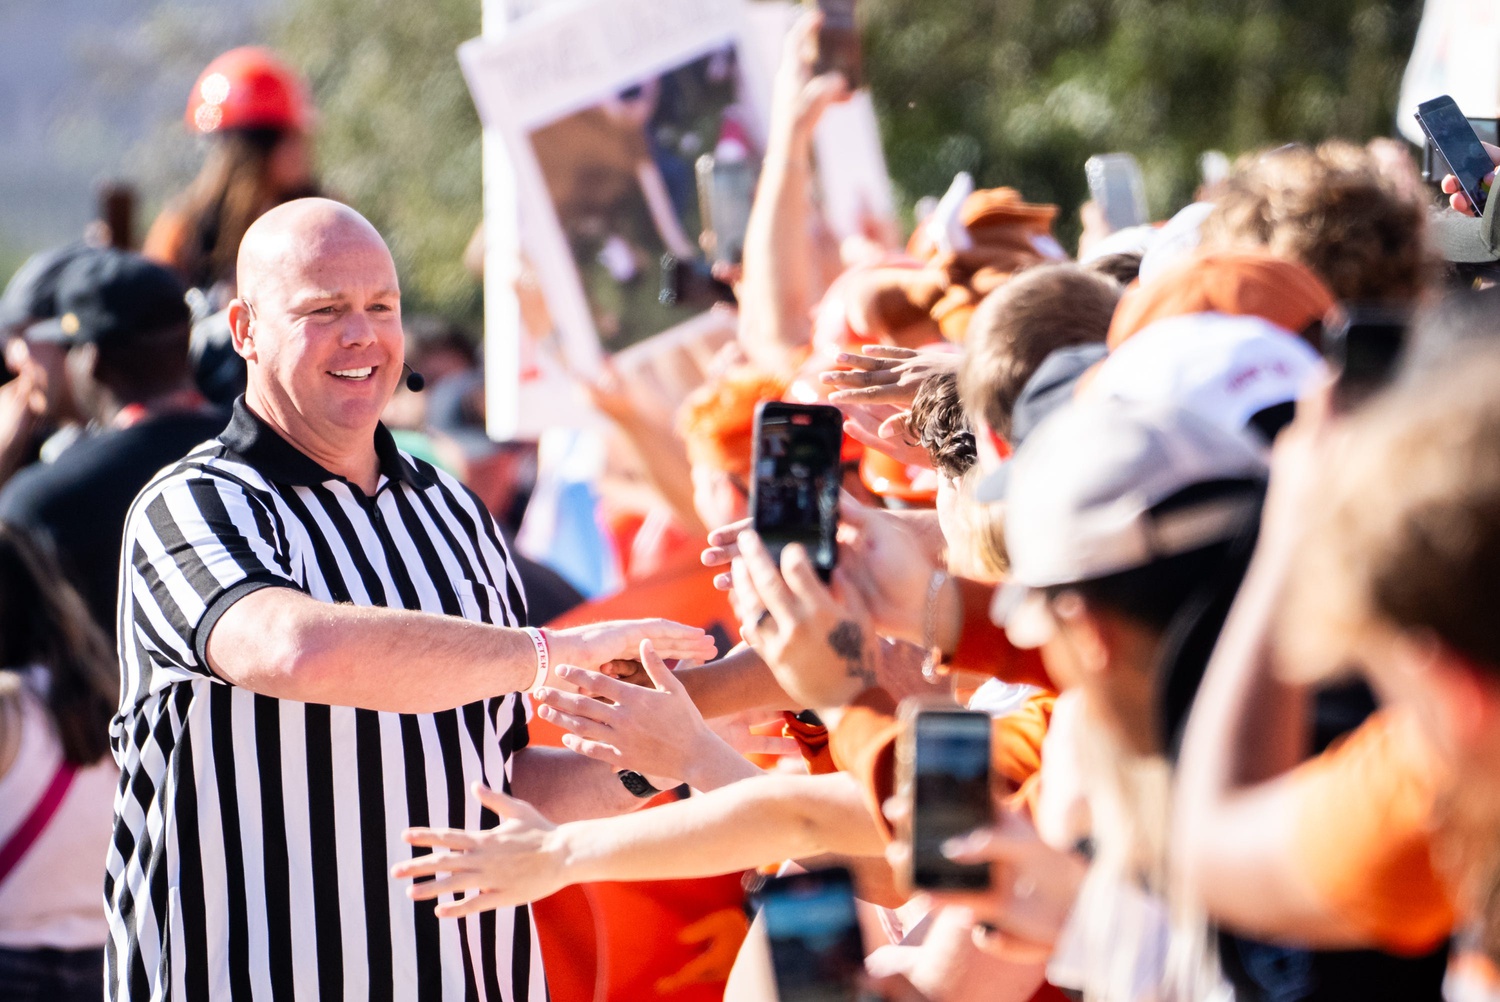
[{"xmin": 394, "ymin": 783, "xmax": 567, "ymax": 918}]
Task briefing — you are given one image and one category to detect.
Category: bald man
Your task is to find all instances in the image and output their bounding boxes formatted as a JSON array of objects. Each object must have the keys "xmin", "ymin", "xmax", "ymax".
[{"xmin": 105, "ymin": 199, "xmax": 718, "ymax": 1000}]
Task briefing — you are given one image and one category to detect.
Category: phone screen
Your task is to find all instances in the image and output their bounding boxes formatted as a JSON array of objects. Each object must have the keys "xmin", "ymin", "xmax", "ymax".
[
  {"xmin": 760, "ymin": 867, "xmax": 865, "ymax": 1002},
  {"xmin": 910, "ymin": 710, "xmax": 993, "ymax": 891},
  {"xmin": 696, "ymin": 155, "xmax": 759, "ymax": 265},
  {"xmin": 813, "ymin": 0, "xmax": 862, "ymax": 89},
  {"xmin": 1417, "ymin": 95, "xmax": 1494, "ymax": 213},
  {"xmin": 1085, "ymin": 154, "xmax": 1149, "ymax": 233},
  {"xmin": 751, "ymin": 403, "xmax": 842, "ymax": 581}
]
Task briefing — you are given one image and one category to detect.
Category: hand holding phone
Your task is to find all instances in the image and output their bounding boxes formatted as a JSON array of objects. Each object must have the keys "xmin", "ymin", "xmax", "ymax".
[
  {"xmin": 896, "ymin": 705, "xmax": 994, "ymax": 892},
  {"xmin": 811, "ymin": 0, "xmax": 862, "ymax": 90},
  {"xmin": 1416, "ymin": 95, "xmax": 1498, "ymax": 216},
  {"xmin": 751, "ymin": 402, "xmax": 843, "ymax": 582}
]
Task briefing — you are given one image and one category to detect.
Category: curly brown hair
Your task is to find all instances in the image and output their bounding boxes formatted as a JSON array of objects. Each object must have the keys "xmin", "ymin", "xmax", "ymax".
[
  {"xmin": 1201, "ymin": 141, "xmax": 1435, "ymax": 304},
  {"xmin": 908, "ymin": 371, "xmax": 975, "ymax": 481}
]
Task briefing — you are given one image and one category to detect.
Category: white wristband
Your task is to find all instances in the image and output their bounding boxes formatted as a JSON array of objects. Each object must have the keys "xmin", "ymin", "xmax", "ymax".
[{"xmin": 522, "ymin": 627, "xmax": 550, "ymax": 693}]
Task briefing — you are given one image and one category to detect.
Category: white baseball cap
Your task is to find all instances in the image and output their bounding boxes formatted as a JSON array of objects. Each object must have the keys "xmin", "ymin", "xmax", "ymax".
[
  {"xmin": 1083, "ymin": 312, "xmax": 1325, "ymax": 445},
  {"xmin": 992, "ymin": 397, "xmax": 1266, "ymax": 647}
]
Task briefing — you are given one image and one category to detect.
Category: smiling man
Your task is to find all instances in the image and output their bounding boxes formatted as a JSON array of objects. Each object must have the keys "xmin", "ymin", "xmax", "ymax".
[{"xmin": 104, "ymin": 199, "xmax": 716, "ymax": 1001}]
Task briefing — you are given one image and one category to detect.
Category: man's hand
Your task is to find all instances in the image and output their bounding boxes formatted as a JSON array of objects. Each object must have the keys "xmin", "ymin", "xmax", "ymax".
[
  {"xmin": 821, "ymin": 346, "xmax": 962, "ymax": 408},
  {"xmin": 884, "ymin": 795, "xmax": 1083, "ymax": 965},
  {"xmin": 1441, "ymin": 140, "xmax": 1500, "ymax": 216},
  {"xmin": 838, "ymin": 500, "xmax": 946, "ymax": 646},
  {"xmin": 545, "ymin": 619, "xmax": 717, "ymax": 675},
  {"xmin": 733, "ymin": 534, "xmax": 881, "ymax": 716},
  {"xmin": 534, "ymin": 641, "xmax": 760, "ymax": 791},
  {"xmin": 394, "ymin": 783, "xmax": 565, "ymax": 917},
  {"xmin": 771, "ymin": 11, "xmax": 851, "ymax": 145},
  {"xmin": 840, "ymin": 402, "xmax": 934, "ymax": 470}
]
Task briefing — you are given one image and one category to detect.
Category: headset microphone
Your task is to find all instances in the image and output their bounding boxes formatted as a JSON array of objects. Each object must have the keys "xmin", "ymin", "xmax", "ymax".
[{"xmin": 402, "ymin": 362, "xmax": 425, "ymax": 393}]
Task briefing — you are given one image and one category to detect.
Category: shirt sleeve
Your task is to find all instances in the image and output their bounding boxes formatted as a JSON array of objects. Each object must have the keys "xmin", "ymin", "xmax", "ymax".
[
  {"xmin": 124, "ymin": 471, "xmax": 299, "ymax": 677},
  {"xmin": 1288, "ymin": 711, "xmax": 1457, "ymax": 955},
  {"xmin": 946, "ymin": 577, "xmax": 1055, "ymax": 688},
  {"xmin": 829, "ymin": 689, "xmax": 1056, "ymax": 840}
]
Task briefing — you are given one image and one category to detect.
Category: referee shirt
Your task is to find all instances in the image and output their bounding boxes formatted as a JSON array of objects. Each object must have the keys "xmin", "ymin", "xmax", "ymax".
[{"xmin": 106, "ymin": 398, "xmax": 545, "ymax": 1002}]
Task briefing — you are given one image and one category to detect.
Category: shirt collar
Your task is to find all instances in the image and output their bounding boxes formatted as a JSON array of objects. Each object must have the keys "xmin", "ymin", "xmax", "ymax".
[{"xmin": 219, "ymin": 396, "xmax": 434, "ymax": 491}]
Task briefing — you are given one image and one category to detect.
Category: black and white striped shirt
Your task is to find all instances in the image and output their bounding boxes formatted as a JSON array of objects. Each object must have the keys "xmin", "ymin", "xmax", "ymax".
[{"xmin": 106, "ymin": 399, "xmax": 545, "ymax": 1002}]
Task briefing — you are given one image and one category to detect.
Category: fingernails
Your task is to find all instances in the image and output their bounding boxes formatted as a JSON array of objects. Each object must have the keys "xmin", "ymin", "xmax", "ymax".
[
  {"xmin": 554, "ymin": 664, "xmax": 574, "ymax": 679},
  {"xmin": 535, "ymin": 687, "xmax": 554, "ymax": 700},
  {"xmin": 941, "ymin": 831, "xmax": 987, "ymax": 859}
]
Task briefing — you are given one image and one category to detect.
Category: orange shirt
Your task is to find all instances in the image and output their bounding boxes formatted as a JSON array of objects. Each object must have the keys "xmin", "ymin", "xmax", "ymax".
[
  {"xmin": 1288, "ymin": 710, "xmax": 1456, "ymax": 955},
  {"xmin": 828, "ymin": 687, "xmax": 1056, "ymax": 839}
]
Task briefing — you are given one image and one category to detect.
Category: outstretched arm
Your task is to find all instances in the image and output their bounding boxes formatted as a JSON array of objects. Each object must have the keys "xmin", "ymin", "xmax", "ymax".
[
  {"xmin": 207, "ymin": 586, "xmax": 715, "ymax": 713},
  {"xmin": 736, "ymin": 12, "xmax": 849, "ymax": 374},
  {"xmin": 394, "ymin": 770, "xmax": 887, "ymax": 918}
]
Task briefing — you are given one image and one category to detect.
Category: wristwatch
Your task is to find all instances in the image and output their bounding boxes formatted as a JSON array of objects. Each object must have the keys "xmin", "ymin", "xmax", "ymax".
[{"xmin": 616, "ymin": 769, "xmax": 662, "ymax": 799}]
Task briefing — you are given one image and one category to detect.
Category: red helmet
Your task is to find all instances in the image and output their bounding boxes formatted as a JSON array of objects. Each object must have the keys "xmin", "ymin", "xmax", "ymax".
[{"xmin": 186, "ymin": 47, "xmax": 310, "ymax": 135}]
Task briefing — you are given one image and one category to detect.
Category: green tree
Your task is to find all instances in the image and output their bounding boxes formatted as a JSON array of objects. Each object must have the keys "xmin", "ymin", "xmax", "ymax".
[
  {"xmin": 273, "ymin": 0, "xmax": 484, "ymax": 325},
  {"xmin": 862, "ymin": 0, "xmax": 1423, "ymax": 248}
]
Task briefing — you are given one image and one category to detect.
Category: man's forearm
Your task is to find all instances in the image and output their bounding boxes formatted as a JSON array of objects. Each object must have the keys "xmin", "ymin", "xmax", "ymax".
[
  {"xmin": 510, "ymin": 746, "xmax": 653, "ymax": 824},
  {"xmin": 546, "ymin": 771, "xmax": 886, "ymax": 885},
  {"xmin": 675, "ymin": 646, "xmax": 796, "ymax": 719},
  {"xmin": 206, "ymin": 586, "xmax": 538, "ymax": 712}
]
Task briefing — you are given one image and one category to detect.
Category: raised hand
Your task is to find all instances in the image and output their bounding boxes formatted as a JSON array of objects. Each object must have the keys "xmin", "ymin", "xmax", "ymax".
[{"xmin": 821, "ymin": 346, "xmax": 961, "ymax": 408}]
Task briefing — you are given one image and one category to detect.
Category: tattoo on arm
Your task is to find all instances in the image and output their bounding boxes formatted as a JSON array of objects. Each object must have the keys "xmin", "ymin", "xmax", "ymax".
[{"xmin": 827, "ymin": 621, "xmax": 876, "ymax": 691}]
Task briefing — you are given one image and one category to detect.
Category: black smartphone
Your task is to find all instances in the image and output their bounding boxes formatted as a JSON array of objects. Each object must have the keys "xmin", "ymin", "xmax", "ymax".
[
  {"xmin": 695, "ymin": 154, "xmax": 759, "ymax": 266},
  {"xmin": 812, "ymin": 0, "xmax": 862, "ymax": 90},
  {"xmin": 1415, "ymin": 95, "xmax": 1495, "ymax": 213},
  {"xmin": 758, "ymin": 867, "xmax": 866, "ymax": 1002},
  {"xmin": 1323, "ymin": 305, "xmax": 1409, "ymax": 412},
  {"xmin": 658, "ymin": 254, "xmax": 735, "ymax": 307},
  {"xmin": 750, "ymin": 402, "xmax": 842, "ymax": 582},
  {"xmin": 898, "ymin": 706, "xmax": 994, "ymax": 891},
  {"xmin": 1085, "ymin": 153, "xmax": 1149, "ymax": 232}
]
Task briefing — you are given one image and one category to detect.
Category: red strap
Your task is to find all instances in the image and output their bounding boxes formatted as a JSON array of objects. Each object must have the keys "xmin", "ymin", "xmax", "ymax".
[{"xmin": 0, "ymin": 760, "xmax": 78, "ymax": 884}]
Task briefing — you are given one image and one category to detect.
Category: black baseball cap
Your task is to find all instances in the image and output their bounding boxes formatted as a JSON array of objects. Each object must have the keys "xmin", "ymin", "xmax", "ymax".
[
  {"xmin": 26, "ymin": 250, "xmax": 190, "ymax": 348},
  {"xmin": 0, "ymin": 243, "xmax": 103, "ymax": 334}
]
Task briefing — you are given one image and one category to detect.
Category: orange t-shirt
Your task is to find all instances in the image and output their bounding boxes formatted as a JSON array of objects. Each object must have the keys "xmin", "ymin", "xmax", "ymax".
[{"xmin": 1288, "ymin": 710, "xmax": 1457, "ymax": 955}]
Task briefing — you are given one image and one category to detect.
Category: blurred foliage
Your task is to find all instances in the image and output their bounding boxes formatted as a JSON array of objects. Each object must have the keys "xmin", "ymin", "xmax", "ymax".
[
  {"xmin": 861, "ymin": 0, "xmax": 1423, "ymax": 249},
  {"xmin": 273, "ymin": 0, "xmax": 484, "ymax": 327}
]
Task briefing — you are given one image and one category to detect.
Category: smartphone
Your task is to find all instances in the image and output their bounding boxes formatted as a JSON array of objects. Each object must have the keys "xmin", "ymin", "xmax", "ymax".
[
  {"xmin": 758, "ymin": 867, "xmax": 866, "ymax": 1002},
  {"xmin": 1323, "ymin": 305, "xmax": 1409, "ymax": 412},
  {"xmin": 750, "ymin": 402, "xmax": 843, "ymax": 582},
  {"xmin": 1415, "ymin": 95, "xmax": 1495, "ymax": 214},
  {"xmin": 897, "ymin": 706, "xmax": 994, "ymax": 891},
  {"xmin": 1085, "ymin": 153, "xmax": 1149, "ymax": 233},
  {"xmin": 1422, "ymin": 118, "xmax": 1500, "ymax": 183},
  {"xmin": 811, "ymin": 0, "xmax": 862, "ymax": 90},
  {"xmin": 696, "ymin": 154, "xmax": 759, "ymax": 266},
  {"xmin": 658, "ymin": 253, "xmax": 735, "ymax": 307}
]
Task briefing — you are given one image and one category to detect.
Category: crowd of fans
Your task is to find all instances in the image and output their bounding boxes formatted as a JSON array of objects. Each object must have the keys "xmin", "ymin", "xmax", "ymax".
[{"xmin": 4, "ymin": 10, "xmax": 1500, "ymax": 1002}]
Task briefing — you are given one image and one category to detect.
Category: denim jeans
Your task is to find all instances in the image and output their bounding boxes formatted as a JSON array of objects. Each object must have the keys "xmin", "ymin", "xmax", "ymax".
[{"xmin": 0, "ymin": 945, "xmax": 105, "ymax": 1002}]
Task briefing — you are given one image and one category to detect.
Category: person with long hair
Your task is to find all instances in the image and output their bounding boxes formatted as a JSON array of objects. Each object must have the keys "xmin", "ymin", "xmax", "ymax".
[
  {"xmin": 142, "ymin": 46, "xmax": 319, "ymax": 307},
  {"xmin": 0, "ymin": 522, "xmax": 120, "ymax": 1002}
]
